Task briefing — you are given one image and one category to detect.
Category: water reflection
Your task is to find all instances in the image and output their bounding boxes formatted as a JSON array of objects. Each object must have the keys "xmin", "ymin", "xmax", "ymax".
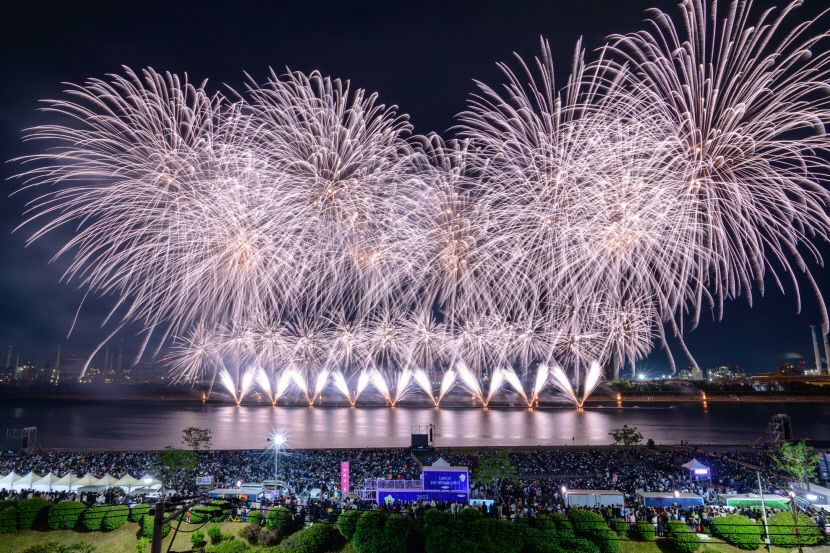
[{"xmin": 0, "ymin": 400, "xmax": 827, "ymax": 450}]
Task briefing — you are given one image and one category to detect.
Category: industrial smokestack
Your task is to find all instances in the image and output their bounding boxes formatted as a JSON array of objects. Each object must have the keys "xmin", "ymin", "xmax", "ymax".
[
  {"xmin": 823, "ymin": 323, "xmax": 830, "ymax": 376},
  {"xmin": 810, "ymin": 325, "xmax": 822, "ymax": 374}
]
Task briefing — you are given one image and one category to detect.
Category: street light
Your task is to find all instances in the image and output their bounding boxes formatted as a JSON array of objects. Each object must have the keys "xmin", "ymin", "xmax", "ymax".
[
  {"xmin": 787, "ymin": 491, "xmax": 803, "ymax": 553},
  {"xmin": 267, "ymin": 432, "xmax": 288, "ymax": 495}
]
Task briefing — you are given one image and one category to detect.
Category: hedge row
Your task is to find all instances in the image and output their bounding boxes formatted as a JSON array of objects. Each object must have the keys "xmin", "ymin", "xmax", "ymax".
[
  {"xmin": 710, "ymin": 514, "xmax": 760, "ymax": 550},
  {"xmin": 766, "ymin": 511, "xmax": 823, "ymax": 547},
  {"xmin": 667, "ymin": 520, "xmax": 701, "ymax": 553}
]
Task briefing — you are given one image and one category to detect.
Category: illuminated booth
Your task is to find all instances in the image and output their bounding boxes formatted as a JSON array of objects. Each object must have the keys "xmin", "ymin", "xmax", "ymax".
[
  {"xmin": 362, "ymin": 459, "xmax": 469, "ymax": 505},
  {"xmin": 564, "ymin": 489, "xmax": 625, "ymax": 507},
  {"xmin": 681, "ymin": 459, "xmax": 710, "ymax": 479}
]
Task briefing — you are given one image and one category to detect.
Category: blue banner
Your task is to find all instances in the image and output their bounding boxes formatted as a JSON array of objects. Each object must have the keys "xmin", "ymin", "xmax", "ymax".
[
  {"xmin": 422, "ymin": 469, "xmax": 469, "ymax": 491},
  {"xmin": 378, "ymin": 490, "xmax": 468, "ymax": 504}
]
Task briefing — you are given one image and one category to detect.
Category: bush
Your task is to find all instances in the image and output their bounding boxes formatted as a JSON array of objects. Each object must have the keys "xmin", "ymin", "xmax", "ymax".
[
  {"xmin": 459, "ymin": 507, "xmax": 483, "ymax": 522},
  {"xmin": 240, "ymin": 524, "xmax": 261, "ymax": 545},
  {"xmin": 609, "ymin": 518, "xmax": 627, "ymax": 536},
  {"xmin": 767, "ymin": 511, "xmax": 823, "ymax": 547},
  {"xmin": 592, "ymin": 528, "xmax": 620, "ymax": 553},
  {"xmin": 0, "ymin": 501, "xmax": 18, "ymax": 533},
  {"xmin": 667, "ymin": 520, "xmax": 702, "ymax": 553},
  {"xmin": 48, "ymin": 501, "xmax": 86, "ymax": 530},
  {"xmin": 17, "ymin": 497, "xmax": 51, "ymax": 529},
  {"xmin": 276, "ymin": 521, "xmax": 339, "ymax": 553},
  {"xmin": 559, "ymin": 536, "xmax": 600, "ymax": 553},
  {"xmin": 80, "ymin": 505, "xmax": 109, "ymax": 532},
  {"xmin": 208, "ymin": 525, "xmax": 223, "ymax": 544},
  {"xmin": 568, "ymin": 509, "xmax": 608, "ymax": 536},
  {"xmin": 141, "ymin": 513, "xmax": 171, "ymax": 539},
  {"xmin": 130, "ymin": 504, "xmax": 150, "ymax": 522},
  {"xmin": 247, "ymin": 510, "xmax": 263, "ymax": 526},
  {"xmin": 632, "ymin": 521, "xmax": 655, "ymax": 541},
  {"xmin": 102, "ymin": 505, "xmax": 130, "ymax": 531},
  {"xmin": 337, "ymin": 509, "xmax": 361, "ymax": 541},
  {"xmin": 265, "ymin": 507, "xmax": 294, "ymax": 532},
  {"xmin": 710, "ymin": 515, "xmax": 759, "ymax": 550},
  {"xmin": 352, "ymin": 511, "xmax": 389, "ymax": 553},
  {"xmin": 136, "ymin": 537, "xmax": 150, "ymax": 553},
  {"xmin": 258, "ymin": 527, "xmax": 284, "ymax": 546},
  {"xmin": 551, "ymin": 513, "xmax": 575, "ymax": 537},
  {"xmin": 193, "ymin": 505, "xmax": 222, "ymax": 524},
  {"xmin": 192, "ymin": 529, "xmax": 208, "ymax": 551},
  {"xmin": 207, "ymin": 540, "xmax": 246, "ymax": 553},
  {"xmin": 21, "ymin": 544, "xmax": 96, "ymax": 553},
  {"xmin": 525, "ymin": 518, "xmax": 561, "ymax": 553},
  {"xmin": 211, "ymin": 500, "xmax": 232, "ymax": 521}
]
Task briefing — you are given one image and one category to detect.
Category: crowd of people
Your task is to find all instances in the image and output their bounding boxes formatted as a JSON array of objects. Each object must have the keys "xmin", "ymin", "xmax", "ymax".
[{"xmin": 1, "ymin": 444, "xmax": 826, "ymax": 536}]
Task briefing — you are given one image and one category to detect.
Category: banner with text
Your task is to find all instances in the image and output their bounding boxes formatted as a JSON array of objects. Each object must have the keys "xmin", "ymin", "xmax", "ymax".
[{"xmin": 340, "ymin": 461, "xmax": 349, "ymax": 494}]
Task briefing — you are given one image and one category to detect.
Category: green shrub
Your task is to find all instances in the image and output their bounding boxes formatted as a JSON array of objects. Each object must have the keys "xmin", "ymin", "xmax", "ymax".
[
  {"xmin": 211, "ymin": 500, "xmax": 232, "ymax": 520},
  {"xmin": 609, "ymin": 518, "xmax": 627, "ymax": 536},
  {"xmin": 258, "ymin": 527, "xmax": 284, "ymax": 546},
  {"xmin": 667, "ymin": 520, "xmax": 701, "ymax": 553},
  {"xmin": 240, "ymin": 524, "xmax": 260, "ymax": 545},
  {"xmin": 136, "ymin": 536, "xmax": 150, "ymax": 553},
  {"xmin": 47, "ymin": 501, "xmax": 86, "ymax": 530},
  {"xmin": 525, "ymin": 518, "xmax": 562, "ymax": 553},
  {"xmin": 193, "ymin": 504, "xmax": 223, "ymax": 524},
  {"xmin": 0, "ymin": 501, "xmax": 18, "ymax": 533},
  {"xmin": 559, "ymin": 536, "xmax": 600, "ymax": 553},
  {"xmin": 21, "ymin": 543, "xmax": 96, "ymax": 553},
  {"xmin": 592, "ymin": 528, "xmax": 620, "ymax": 553},
  {"xmin": 710, "ymin": 515, "xmax": 759, "ymax": 550},
  {"xmin": 17, "ymin": 497, "xmax": 51, "ymax": 529},
  {"xmin": 276, "ymin": 521, "xmax": 339, "ymax": 553},
  {"xmin": 337, "ymin": 509, "xmax": 361, "ymax": 541},
  {"xmin": 130, "ymin": 504, "xmax": 150, "ymax": 522},
  {"xmin": 568, "ymin": 509, "xmax": 608, "ymax": 536},
  {"xmin": 551, "ymin": 513, "xmax": 575, "ymax": 537},
  {"xmin": 102, "ymin": 505, "xmax": 130, "ymax": 531},
  {"xmin": 247, "ymin": 509, "xmax": 263, "ymax": 526},
  {"xmin": 207, "ymin": 539, "xmax": 246, "ymax": 553},
  {"xmin": 208, "ymin": 525, "xmax": 223, "ymax": 544},
  {"xmin": 80, "ymin": 505, "xmax": 109, "ymax": 532},
  {"xmin": 352, "ymin": 511, "xmax": 389, "ymax": 553},
  {"xmin": 265, "ymin": 507, "xmax": 294, "ymax": 532},
  {"xmin": 141, "ymin": 513, "xmax": 171, "ymax": 539},
  {"xmin": 423, "ymin": 507, "xmax": 448, "ymax": 525},
  {"xmin": 192, "ymin": 529, "xmax": 208, "ymax": 551},
  {"xmin": 632, "ymin": 521, "xmax": 655, "ymax": 540},
  {"xmin": 767, "ymin": 511, "xmax": 823, "ymax": 547},
  {"xmin": 459, "ymin": 507, "xmax": 483, "ymax": 521}
]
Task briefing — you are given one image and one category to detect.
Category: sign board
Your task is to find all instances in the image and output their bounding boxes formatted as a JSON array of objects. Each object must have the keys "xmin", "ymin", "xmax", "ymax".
[
  {"xmin": 422, "ymin": 469, "xmax": 468, "ymax": 491},
  {"xmin": 195, "ymin": 476, "xmax": 214, "ymax": 486},
  {"xmin": 340, "ymin": 461, "xmax": 349, "ymax": 494},
  {"xmin": 377, "ymin": 489, "xmax": 468, "ymax": 505}
]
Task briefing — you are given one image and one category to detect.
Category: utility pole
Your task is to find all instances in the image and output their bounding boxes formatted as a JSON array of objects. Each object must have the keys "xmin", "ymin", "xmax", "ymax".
[
  {"xmin": 787, "ymin": 491, "xmax": 803, "ymax": 553},
  {"xmin": 757, "ymin": 472, "xmax": 772, "ymax": 553},
  {"xmin": 150, "ymin": 480, "xmax": 165, "ymax": 553}
]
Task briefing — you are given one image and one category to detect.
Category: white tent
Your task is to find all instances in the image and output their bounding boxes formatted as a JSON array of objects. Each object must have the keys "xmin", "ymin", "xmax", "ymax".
[
  {"xmin": 31, "ymin": 472, "xmax": 61, "ymax": 492},
  {"xmin": 93, "ymin": 473, "xmax": 120, "ymax": 490},
  {"xmin": 139, "ymin": 475, "xmax": 162, "ymax": 490},
  {"xmin": 114, "ymin": 474, "xmax": 144, "ymax": 493},
  {"xmin": 72, "ymin": 473, "xmax": 97, "ymax": 489},
  {"xmin": 11, "ymin": 471, "xmax": 38, "ymax": 491},
  {"xmin": 51, "ymin": 473, "xmax": 80, "ymax": 492},
  {"xmin": 0, "ymin": 472, "xmax": 22, "ymax": 490},
  {"xmin": 681, "ymin": 458, "xmax": 710, "ymax": 477}
]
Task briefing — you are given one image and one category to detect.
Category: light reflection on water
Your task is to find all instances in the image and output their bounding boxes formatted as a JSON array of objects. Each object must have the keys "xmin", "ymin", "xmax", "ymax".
[{"xmin": 1, "ymin": 400, "xmax": 827, "ymax": 450}]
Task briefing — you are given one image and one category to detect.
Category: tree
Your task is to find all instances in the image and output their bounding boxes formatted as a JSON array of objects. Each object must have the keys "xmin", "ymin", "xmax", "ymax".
[
  {"xmin": 773, "ymin": 440, "xmax": 819, "ymax": 485},
  {"xmin": 156, "ymin": 446, "xmax": 198, "ymax": 489},
  {"xmin": 608, "ymin": 425, "xmax": 643, "ymax": 447},
  {"xmin": 476, "ymin": 451, "xmax": 517, "ymax": 503},
  {"xmin": 182, "ymin": 426, "xmax": 212, "ymax": 451}
]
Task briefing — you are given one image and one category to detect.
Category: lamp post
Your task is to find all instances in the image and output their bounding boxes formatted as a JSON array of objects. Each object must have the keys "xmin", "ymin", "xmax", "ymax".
[
  {"xmin": 268, "ymin": 432, "xmax": 287, "ymax": 497},
  {"xmin": 756, "ymin": 472, "xmax": 772, "ymax": 553}
]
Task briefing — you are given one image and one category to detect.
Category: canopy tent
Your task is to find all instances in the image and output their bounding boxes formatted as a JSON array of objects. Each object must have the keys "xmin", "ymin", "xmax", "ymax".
[
  {"xmin": 565, "ymin": 490, "xmax": 625, "ymax": 508},
  {"xmin": 114, "ymin": 474, "xmax": 144, "ymax": 493},
  {"xmin": 0, "ymin": 471, "xmax": 22, "ymax": 490},
  {"xmin": 51, "ymin": 474, "xmax": 80, "ymax": 492},
  {"xmin": 92, "ymin": 473, "xmax": 120, "ymax": 490},
  {"xmin": 139, "ymin": 475, "xmax": 162, "ymax": 490},
  {"xmin": 681, "ymin": 459, "xmax": 710, "ymax": 477},
  {"xmin": 11, "ymin": 471, "xmax": 38, "ymax": 491},
  {"xmin": 71, "ymin": 474, "xmax": 97, "ymax": 489},
  {"xmin": 31, "ymin": 472, "xmax": 61, "ymax": 492}
]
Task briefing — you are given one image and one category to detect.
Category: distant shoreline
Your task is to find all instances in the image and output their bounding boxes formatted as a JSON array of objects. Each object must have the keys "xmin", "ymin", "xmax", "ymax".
[{"xmin": 1, "ymin": 390, "xmax": 828, "ymax": 405}]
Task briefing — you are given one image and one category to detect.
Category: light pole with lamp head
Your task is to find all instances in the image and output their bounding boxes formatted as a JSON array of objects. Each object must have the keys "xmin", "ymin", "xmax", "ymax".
[{"xmin": 268, "ymin": 432, "xmax": 287, "ymax": 498}]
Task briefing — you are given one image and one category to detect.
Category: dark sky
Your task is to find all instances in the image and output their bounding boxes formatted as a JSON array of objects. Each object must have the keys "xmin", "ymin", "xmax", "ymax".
[{"xmin": 0, "ymin": 0, "xmax": 827, "ymax": 374}]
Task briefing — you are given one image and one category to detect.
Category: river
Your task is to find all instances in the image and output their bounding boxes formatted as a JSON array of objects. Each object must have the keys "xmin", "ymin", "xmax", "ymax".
[{"xmin": 1, "ymin": 399, "xmax": 827, "ymax": 450}]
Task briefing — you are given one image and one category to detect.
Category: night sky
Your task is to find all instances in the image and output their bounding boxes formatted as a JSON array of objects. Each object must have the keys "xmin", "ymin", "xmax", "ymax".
[{"xmin": 0, "ymin": 0, "xmax": 827, "ymax": 374}]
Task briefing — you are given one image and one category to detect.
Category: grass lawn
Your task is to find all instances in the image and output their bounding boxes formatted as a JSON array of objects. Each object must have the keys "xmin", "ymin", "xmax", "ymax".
[
  {"xmin": 620, "ymin": 536, "xmax": 797, "ymax": 553},
  {"xmin": 0, "ymin": 520, "xmax": 246, "ymax": 553}
]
